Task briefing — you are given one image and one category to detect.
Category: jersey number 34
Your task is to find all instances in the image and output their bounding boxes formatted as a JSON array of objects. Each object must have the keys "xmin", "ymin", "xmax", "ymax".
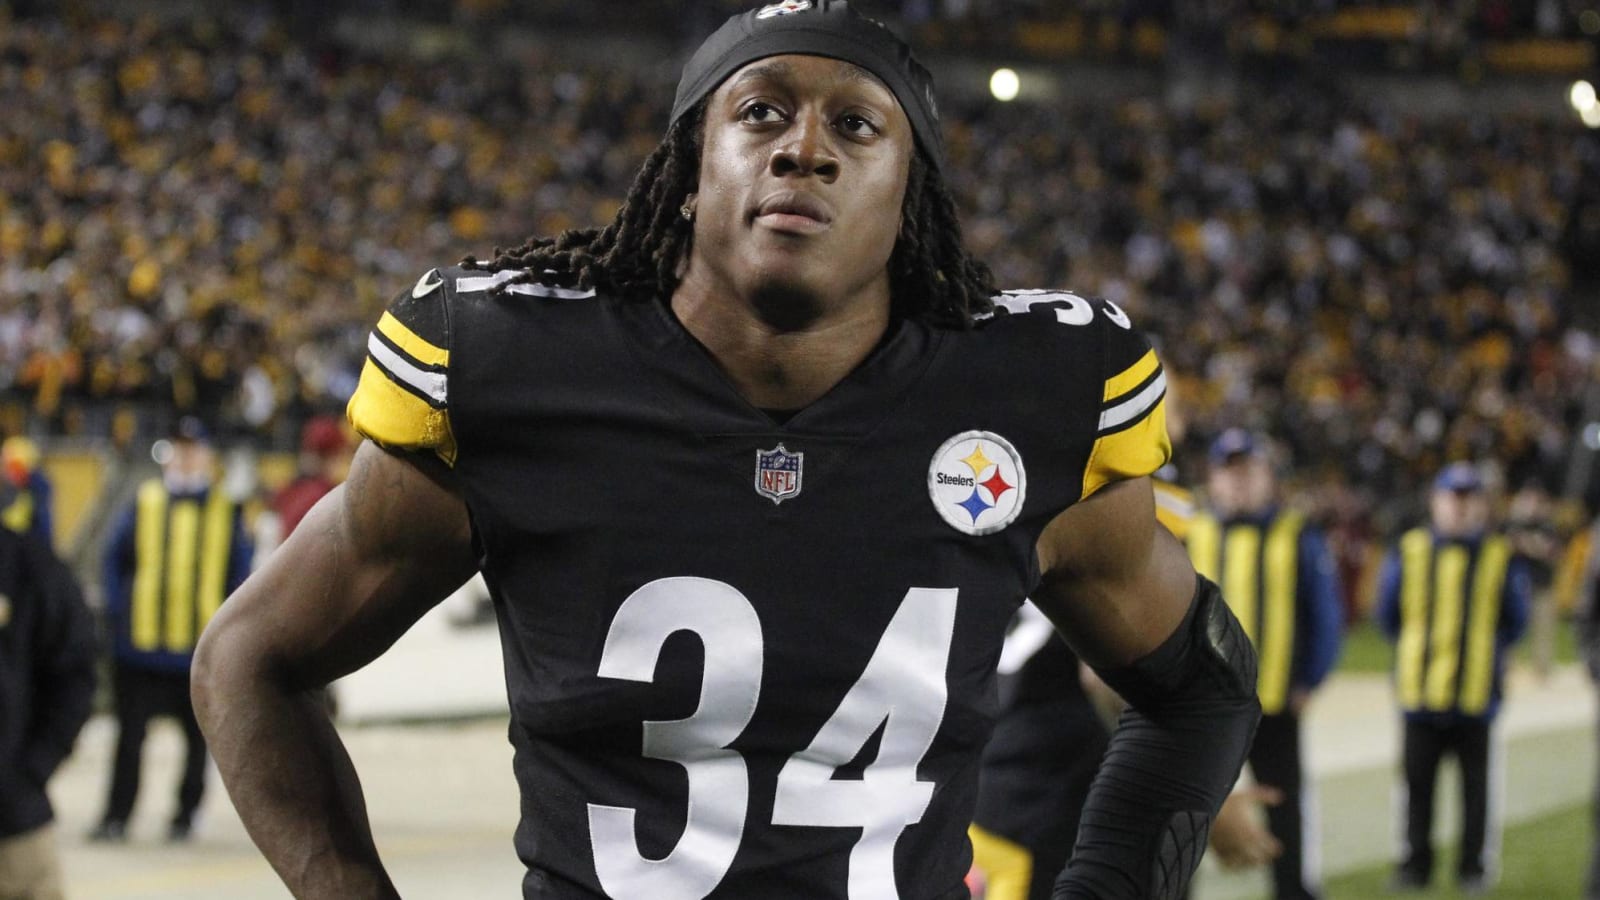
[{"xmin": 588, "ymin": 576, "xmax": 958, "ymax": 900}]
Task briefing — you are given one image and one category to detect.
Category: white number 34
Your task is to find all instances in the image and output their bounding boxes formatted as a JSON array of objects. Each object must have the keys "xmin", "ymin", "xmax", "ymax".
[{"xmin": 587, "ymin": 577, "xmax": 959, "ymax": 900}]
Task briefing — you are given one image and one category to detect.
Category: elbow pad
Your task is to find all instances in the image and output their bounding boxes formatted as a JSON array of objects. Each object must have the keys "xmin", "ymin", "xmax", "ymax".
[{"xmin": 1054, "ymin": 576, "xmax": 1261, "ymax": 900}]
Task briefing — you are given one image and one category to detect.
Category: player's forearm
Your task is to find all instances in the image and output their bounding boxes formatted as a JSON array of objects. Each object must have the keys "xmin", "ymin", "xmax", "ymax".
[
  {"xmin": 193, "ymin": 633, "xmax": 398, "ymax": 900},
  {"xmin": 1054, "ymin": 577, "xmax": 1260, "ymax": 899}
]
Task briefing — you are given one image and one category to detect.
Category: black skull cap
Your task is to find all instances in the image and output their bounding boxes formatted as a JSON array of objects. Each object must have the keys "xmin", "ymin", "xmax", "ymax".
[{"xmin": 671, "ymin": 0, "xmax": 944, "ymax": 171}]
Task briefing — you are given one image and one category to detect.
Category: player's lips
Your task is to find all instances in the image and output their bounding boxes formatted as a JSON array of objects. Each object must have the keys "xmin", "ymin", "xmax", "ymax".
[{"xmin": 753, "ymin": 191, "xmax": 834, "ymax": 235}]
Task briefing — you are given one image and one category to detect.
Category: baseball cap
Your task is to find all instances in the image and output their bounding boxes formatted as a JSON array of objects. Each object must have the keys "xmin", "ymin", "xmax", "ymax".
[
  {"xmin": 671, "ymin": 1, "xmax": 945, "ymax": 171},
  {"xmin": 1, "ymin": 436, "xmax": 38, "ymax": 488},
  {"xmin": 300, "ymin": 416, "xmax": 349, "ymax": 458},
  {"xmin": 173, "ymin": 416, "xmax": 211, "ymax": 444},
  {"xmin": 1433, "ymin": 462, "xmax": 1484, "ymax": 494},
  {"xmin": 1208, "ymin": 428, "xmax": 1263, "ymax": 466}
]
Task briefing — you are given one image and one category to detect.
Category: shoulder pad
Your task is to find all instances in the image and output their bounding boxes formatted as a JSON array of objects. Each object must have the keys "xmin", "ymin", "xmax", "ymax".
[
  {"xmin": 347, "ymin": 267, "xmax": 459, "ymax": 466},
  {"xmin": 984, "ymin": 289, "xmax": 1173, "ymax": 502}
]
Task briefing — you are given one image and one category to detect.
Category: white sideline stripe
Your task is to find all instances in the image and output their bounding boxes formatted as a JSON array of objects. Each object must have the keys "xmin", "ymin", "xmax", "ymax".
[
  {"xmin": 369, "ymin": 334, "xmax": 448, "ymax": 404},
  {"xmin": 1303, "ymin": 771, "xmax": 1323, "ymax": 891},
  {"xmin": 1485, "ymin": 720, "xmax": 1505, "ymax": 879},
  {"xmin": 456, "ymin": 269, "xmax": 595, "ymax": 298},
  {"xmin": 1098, "ymin": 370, "xmax": 1166, "ymax": 432}
]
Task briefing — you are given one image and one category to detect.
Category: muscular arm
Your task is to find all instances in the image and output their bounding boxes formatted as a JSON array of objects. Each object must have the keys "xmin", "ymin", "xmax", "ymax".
[
  {"xmin": 1032, "ymin": 477, "xmax": 1195, "ymax": 669},
  {"xmin": 1032, "ymin": 477, "xmax": 1260, "ymax": 899},
  {"xmin": 192, "ymin": 441, "xmax": 477, "ymax": 899}
]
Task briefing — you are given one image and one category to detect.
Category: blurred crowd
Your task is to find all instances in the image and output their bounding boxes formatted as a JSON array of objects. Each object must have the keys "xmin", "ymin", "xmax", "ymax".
[
  {"xmin": 0, "ymin": 7, "xmax": 1595, "ymax": 532},
  {"xmin": 951, "ymin": 91, "xmax": 1589, "ymax": 521},
  {"xmin": 0, "ymin": 8, "xmax": 667, "ymax": 445},
  {"xmin": 221, "ymin": 0, "xmax": 1600, "ymax": 42}
]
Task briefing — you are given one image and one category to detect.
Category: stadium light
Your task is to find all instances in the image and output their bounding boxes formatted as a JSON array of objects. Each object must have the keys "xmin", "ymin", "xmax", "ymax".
[
  {"xmin": 989, "ymin": 68, "xmax": 1020, "ymax": 103},
  {"xmin": 1572, "ymin": 80, "xmax": 1600, "ymax": 128},
  {"xmin": 1572, "ymin": 79, "xmax": 1597, "ymax": 114}
]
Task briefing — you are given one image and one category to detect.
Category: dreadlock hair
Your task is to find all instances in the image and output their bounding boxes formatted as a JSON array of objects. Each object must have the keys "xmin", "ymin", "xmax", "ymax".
[{"xmin": 464, "ymin": 103, "xmax": 996, "ymax": 328}]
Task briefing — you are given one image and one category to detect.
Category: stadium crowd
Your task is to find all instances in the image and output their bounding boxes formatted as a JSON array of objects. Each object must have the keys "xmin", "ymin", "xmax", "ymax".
[{"xmin": 0, "ymin": 6, "xmax": 1594, "ymax": 532}]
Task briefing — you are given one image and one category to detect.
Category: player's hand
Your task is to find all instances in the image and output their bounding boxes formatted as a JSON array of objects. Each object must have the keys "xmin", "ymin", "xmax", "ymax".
[
  {"xmin": 1208, "ymin": 785, "xmax": 1283, "ymax": 870},
  {"xmin": 1287, "ymin": 688, "xmax": 1312, "ymax": 715}
]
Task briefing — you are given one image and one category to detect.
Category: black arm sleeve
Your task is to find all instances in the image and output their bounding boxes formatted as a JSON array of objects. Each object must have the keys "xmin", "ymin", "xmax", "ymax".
[
  {"xmin": 22, "ymin": 538, "xmax": 98, "ymax": 785},
  {"xmin": 1053, "ymin": 576, "xmax": 1260, "ymax": 900}
]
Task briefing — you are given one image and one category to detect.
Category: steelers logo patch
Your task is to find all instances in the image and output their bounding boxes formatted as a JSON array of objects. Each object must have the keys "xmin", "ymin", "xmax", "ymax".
[{"xmin": 928, "ymin": 431, "xmax": 1027, "ymax": 536}]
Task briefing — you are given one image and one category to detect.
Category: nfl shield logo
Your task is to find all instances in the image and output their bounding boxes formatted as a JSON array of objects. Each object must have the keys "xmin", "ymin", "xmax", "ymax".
[{"xmin": 754, "ymin": 444, "xmax": 804, "ymax": 504}]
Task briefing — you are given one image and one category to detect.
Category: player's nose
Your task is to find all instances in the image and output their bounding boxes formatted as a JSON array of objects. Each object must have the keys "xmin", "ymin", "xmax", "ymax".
[{"xmin": 769, "ymin": 110, "xmax": 839, "ymax": 182}]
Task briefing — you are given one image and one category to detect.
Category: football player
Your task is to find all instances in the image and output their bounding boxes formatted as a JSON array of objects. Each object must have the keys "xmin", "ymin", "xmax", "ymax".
[{"xmin": 193, "ymin": 3, "xmax": 1260, "ymax": 898}]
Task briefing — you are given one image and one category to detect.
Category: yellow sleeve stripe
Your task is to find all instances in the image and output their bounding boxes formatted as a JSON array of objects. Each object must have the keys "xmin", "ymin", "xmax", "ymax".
[
  {"xmin": 377, "ymin": 311, "xmax": 449, "ymax": 368},
  {"xmin": 1103, "ymin": 349, "xmax": 1160, "ymax": 404},
  {"xmin": 347, "ymin": 360, "xmax": 459, "ymax": 467},
  {"xmin": 1081, "ymin": 394, "xmax": 1172, "ymax": 501}
]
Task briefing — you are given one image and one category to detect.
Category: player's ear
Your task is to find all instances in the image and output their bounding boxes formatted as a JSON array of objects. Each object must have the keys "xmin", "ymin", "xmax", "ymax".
[{"xmin": 681, "ymin": 193, "xmax": 700, "ymax": 222}]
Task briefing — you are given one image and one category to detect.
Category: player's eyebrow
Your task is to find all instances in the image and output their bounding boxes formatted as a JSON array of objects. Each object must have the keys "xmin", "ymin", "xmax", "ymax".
[
  {"xmin": 729, "ymin": 61, "xmax": 792, "ymax": 89},
  {"xmin": 729, "ymin": 60, "xmax": 888, "ymax": 93}
]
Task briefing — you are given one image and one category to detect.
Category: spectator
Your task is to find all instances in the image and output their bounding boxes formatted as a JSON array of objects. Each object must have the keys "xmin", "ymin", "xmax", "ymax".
[
  {"xmin": 1376, "ymin": 461, "xmax": 1532, "ymax": 894},
  {"xmin": 0, "ymin": 436, "xmax": 54, "ymax": 550},
  {"xmin": 89, "ymin": 416, "xmax": 252, "ymax": 843},
  {"xmin": 1188, "ymin": 428, "xmax": 1344, "ymax": 900},
  {"xmin": 0, "ymin": 527, "xmax": 96, "ymax": 900},
  {"xmin": 272, "ymin": 414, "xmax": 353, "ymax": 540}
]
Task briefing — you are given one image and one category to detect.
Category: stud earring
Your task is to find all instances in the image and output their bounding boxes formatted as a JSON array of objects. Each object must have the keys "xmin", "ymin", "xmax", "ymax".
[{"xmin": 680, "ymin": 203, "xmax": 695, "ymax": 221}]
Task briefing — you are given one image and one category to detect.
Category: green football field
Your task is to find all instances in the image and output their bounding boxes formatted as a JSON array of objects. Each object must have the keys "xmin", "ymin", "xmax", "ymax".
[{"xmin": 1326, "ymin": 802, "xmax": 1592, "ymax": 899}]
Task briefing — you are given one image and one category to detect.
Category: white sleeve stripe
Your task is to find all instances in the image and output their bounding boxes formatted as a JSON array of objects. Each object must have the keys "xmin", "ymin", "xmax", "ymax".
[
  {"xmin": 368, "ymin": 333, "xmax": 448, "ymax": 404},
  {"xmin": 1098, "ymin": 370, "xmax": 1166, "ymax": 432},
  {"xmin": 455, "ymin": 269, "xmax": 596, "ymax": 298},
  {"xmin": 455, "ymin": 270, "xmax": 521, "ymax": 292},
  {"xmin": 506, "ymin": 282, "xmax": 597, "ymax": 299}
]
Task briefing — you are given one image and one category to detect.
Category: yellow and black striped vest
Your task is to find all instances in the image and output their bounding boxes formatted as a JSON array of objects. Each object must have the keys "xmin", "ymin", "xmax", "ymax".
[
  {"xmin": 128, "ymin": 479, "xmax": 237, "ymax": 656},
  {"xmin": 1187, "ymin": 510, "xmax": 1305, "ymax": 715},
  {"xmin": 1393, "ymin": 529, "xmax": 1513, "ymax": 716}
]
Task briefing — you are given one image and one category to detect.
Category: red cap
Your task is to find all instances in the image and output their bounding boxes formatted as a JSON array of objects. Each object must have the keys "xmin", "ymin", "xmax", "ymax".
[{"xmin": 301, "ymin": 416, "xmax": 348, "ymax": 458}]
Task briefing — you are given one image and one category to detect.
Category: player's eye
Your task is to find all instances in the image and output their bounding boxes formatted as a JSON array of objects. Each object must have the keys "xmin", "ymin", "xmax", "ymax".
[
  {"xmin": 740, "ymin": 102, "xmax": 786, "ymax": 125},
  {"xmin": 838, "ymin": 113, "xmax": 879, "ymax": 138}
]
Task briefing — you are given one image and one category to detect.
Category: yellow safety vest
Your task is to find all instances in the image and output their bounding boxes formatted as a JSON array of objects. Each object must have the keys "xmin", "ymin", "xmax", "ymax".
[
  {"xmin": 128, "ymin": 479, "xmax": 237, "ymax": 655},
  {"xmin": 1394, "ymin": 529, "xmax": 1512, "ymax": 715},
  {"xmin": 1153, "ymin": 479, "xmax": 1196, "ymax": 541},
  {"xmin": 1187, "ymin": 510, "xmax": 1305, "ymax": 715},
  {"xmin": 1, "ymin": 489, "xmax": 32, "ymax": 535}
]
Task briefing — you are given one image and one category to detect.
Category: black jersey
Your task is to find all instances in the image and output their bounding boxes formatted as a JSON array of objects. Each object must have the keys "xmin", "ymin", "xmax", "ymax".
[{"xmin": 347, "ymin": 269, "xmax": 1171, "ymax": 900}]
